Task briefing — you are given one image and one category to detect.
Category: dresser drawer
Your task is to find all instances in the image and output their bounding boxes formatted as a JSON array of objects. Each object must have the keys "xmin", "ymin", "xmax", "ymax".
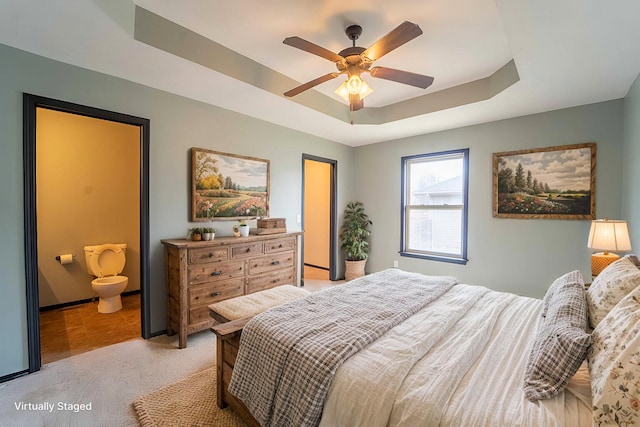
[
  {"xmin": 231, "ymin": 243, "xmax": 263, "ymax": 259},
  {"xmin": 188, "ymin": 279, "xmax": 244, "ymax": 307},
  {"xmin": 264, "ymin": 237, "xmax": 296, "ymax": 253},
  {"xmin": 188, "ymin": 260, "xmax": 244, "ymax": 285},
  {"xmin": 188, "ymin": 247, "xmax": 228, "ymax": 264},
  {"xmin": 246, "ymin": 268, "xmax": 296, "ymax": 294},
  {"xmin": 248, "ymin": 251, "xmax": 295, "ymax": 276}
]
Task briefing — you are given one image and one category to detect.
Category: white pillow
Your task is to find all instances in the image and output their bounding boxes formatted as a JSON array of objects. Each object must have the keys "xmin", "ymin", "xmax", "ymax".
[
  {"xmin": 588, "ymin": 283, "xmax": 640, "ymax": 426},
  {"xmin": 586, "ymin": 255, "xmax": 640, "ymax": 328}
]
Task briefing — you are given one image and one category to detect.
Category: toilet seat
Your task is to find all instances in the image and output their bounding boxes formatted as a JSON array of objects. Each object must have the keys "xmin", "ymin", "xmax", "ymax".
[{"xmin": 89, "ymin": 244, "xmax": 125, "ymax": 277}]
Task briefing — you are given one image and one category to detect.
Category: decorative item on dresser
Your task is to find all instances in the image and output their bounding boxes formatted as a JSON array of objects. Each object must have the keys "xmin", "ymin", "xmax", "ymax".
[
  {"xmin": 250, "ymin": 217, "xmax": 287, "ymax": 235},
  {"xmin": 161, "ymin": 232, "xmax": 301, "ymax": 348}
]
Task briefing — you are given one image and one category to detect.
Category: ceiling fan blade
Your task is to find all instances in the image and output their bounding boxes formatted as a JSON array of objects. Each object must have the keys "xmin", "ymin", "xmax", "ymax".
[
  {"xmin": 369, "ymin": 66, "xmax": 434, "ymax": 89},
  {"xmin": 284, "ymin": 73, "xmax": 339, "ymax": 97},
  {"xmin": 349, "ymin": 94, "xmax": 364, "ymax": 111},
  {"xmin": 362, "ymin": 21, "xmax": 423, "ymax": 62},
  {"xmin": 283, "ymin": 36, "xmax": 344, "ymax": 63}
]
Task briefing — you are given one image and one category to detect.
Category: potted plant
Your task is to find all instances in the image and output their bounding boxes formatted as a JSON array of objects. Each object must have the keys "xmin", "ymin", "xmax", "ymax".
[
  {"xmin": 202, "ymin": 227, "xmax": 215, "ymax": 241},
  {"xmin": 339, "ymin": 201, "xmax": 372, "ymax": 280},
  {"xmin": 237, "ymin": 220, "xmax": 250, "ymax": 237},
  {"xmin": 189, "ymin": 227, "xmax": 203, "ymax": 241}
]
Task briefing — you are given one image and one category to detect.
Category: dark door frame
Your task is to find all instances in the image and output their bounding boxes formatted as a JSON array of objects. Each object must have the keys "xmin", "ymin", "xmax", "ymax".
[
  {"xmin": 301, "ymin": 154, "xmax": 338, "ymax": 282},
  {"xmin": 23, "ymin": 94, "xmax": 151, "ymax": 373}
]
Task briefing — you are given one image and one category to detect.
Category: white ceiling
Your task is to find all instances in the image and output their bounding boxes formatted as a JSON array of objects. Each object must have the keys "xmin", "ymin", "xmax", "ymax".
[{"xmin": 1, "ymin": 0, "xmax": 639, "ymax": 146}]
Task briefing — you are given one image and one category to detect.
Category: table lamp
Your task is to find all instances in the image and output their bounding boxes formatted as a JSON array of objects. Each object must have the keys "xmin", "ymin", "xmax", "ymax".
[{"xmin": 587, "ymin": 218, "xmax": 632, "ymax": 276}]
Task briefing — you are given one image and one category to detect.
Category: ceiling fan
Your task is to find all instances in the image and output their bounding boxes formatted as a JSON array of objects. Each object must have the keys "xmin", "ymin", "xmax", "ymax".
[{"xmin": 283, "ymin": 21, "xmax": 434, "ymax": 111}]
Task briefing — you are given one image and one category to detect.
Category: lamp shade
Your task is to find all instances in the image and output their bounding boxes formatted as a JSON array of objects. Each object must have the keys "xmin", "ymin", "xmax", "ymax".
[
  {"xmin": 587, "ymin": 219, "xmax": 632, "ymax": 276},
  {"xmin": 587, "ymin": 219, "xmax": 632, "ymax": 252}
]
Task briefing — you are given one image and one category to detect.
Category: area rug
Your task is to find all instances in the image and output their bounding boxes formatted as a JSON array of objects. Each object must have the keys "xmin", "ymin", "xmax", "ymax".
[{"xmin": 132, "ymin": 366, "xmax": 247, "ymax": 426}]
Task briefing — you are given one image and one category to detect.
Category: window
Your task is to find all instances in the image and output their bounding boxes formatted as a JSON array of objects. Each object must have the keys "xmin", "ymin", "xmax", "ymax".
[{"xmin": 401, "ymin": 149, "xmax": 469, "ymax": 264}]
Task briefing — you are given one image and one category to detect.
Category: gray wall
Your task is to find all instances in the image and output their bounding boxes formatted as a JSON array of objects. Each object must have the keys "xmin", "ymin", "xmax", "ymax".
[
  {"xmin": 355, "ymin": 100, "xmax": 625, "ymax": 298},
  {"xmin": 0, "ymin": 44, "xmax": 354, "ymax": 377},
  {"xmin": 622, "ymin": 74, "xmax": 640, "ymax": 248}
]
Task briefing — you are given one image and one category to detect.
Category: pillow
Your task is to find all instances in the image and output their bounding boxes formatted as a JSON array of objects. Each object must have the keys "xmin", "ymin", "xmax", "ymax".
[
  {"xmin": 586, "ymin": 255, "xmax": 640, "ymax": 328},
  {"xmin": 542, "ymin": 270, "xmax": 585, "ymax": 318},
  {"xmin": 588, "ymin": 284, "xmax": 640, "ymax": 426},
  {"xmin": 524, "ymin": 270, "xmax": 591, "ymax": 401}
]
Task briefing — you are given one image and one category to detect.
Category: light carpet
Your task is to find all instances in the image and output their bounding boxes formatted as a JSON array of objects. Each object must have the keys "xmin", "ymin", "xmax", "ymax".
[
  {"xmin": 0, "ymin": 331, "xmax": 216, "ymax": 426},
  {"xmin": 132, "ymin": 367, "xmax": 246, "ymax": 427}
]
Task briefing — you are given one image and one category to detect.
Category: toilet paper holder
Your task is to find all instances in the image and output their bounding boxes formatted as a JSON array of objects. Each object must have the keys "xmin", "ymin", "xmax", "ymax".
[{"xmin": 55, "ymin": 254, "xmax": 76, "ymax": 263}]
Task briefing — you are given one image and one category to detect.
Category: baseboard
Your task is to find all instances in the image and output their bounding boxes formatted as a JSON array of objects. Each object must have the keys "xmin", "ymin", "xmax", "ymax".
[{"xmin": 0, "ymin": 369, "xmax": 29, "ymax": 384}]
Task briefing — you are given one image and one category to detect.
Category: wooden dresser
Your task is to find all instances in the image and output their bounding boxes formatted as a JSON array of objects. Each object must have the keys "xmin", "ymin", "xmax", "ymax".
[{"xmin": 161, "ymin": 232, "xmax": 301, "ymax": 348}]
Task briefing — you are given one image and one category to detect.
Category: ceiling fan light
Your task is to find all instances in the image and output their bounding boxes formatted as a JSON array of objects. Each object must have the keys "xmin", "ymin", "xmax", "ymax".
[
  {"xmin": 346, "ymin": 74, "xmax": 364, "ymax": 94},
  {"xmin": 335, "ymin": 79, "xmax": 373, "ymax": 104},
  {"xmin": 335, "ymin": 81, "xmax": 350, "ymax": 102},
  {"xmin": 358, "ymin": 80, "xmax": 373, "ymax": 99}
]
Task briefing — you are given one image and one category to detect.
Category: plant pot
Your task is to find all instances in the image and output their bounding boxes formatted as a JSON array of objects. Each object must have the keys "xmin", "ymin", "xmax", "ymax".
[
  {"xmin": 202, "ymin": 232, "xmax": 214, "ymax": 241},
  {"xmin": 239, "ymin": 225, "xmax": 250, "ymax": 237},
  {"xmin": 345, "ymin": 259, "xmax": 367, "ymax": 281},
  {"xmin": 191, "ymin": 234, "xmax": 202, "ymax": 241}
]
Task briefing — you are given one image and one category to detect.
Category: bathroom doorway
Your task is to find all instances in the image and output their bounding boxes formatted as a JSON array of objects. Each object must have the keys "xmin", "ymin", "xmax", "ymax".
[
  {"xmin": 302, "ymin": 155, "xmax": 337, "ymax": 282},
  {"xmin": 23, "ymin": 94, "xmax": 150, "ymax": 372}
]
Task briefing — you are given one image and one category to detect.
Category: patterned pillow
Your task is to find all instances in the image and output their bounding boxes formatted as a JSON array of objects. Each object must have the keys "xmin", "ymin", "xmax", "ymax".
[
  {"xmin": 524, "ymin": 270, "xmax": 591, "ymax": 401},
  {"xmin": 586, "ymin": 255, "xmax": 640, "ymax": 328},
  {"xmin": 588, "ymin": 284, "xmax": 640, "ymax": 426},
  {"xmin": 542, "ymin": 270, "xmax": 585, "ymax": 318}
]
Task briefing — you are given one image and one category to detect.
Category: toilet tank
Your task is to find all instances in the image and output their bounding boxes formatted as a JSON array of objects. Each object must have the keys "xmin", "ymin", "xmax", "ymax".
[{"xmin": 84, "ymin": 243, "xmax": 127, "ymax": 276}]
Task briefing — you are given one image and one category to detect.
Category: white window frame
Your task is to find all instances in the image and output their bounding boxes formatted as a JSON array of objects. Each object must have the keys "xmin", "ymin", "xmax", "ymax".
[{"xmin": 400, "ymin": 148, "xmax": 469, "ymax": 264}]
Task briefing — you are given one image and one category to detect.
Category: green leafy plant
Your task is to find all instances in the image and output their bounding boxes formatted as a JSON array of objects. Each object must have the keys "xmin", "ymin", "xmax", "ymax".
[
  {"xmin": 202, "ymin": 227, "xmax": 215, "ymax": 233},
  {"xmin": 189, "ymin": 227, "xmax": 203, "ymax": 236},
  {"xmin": 339, "ymin": 202, "xmax": 373, "ymax": 261}
]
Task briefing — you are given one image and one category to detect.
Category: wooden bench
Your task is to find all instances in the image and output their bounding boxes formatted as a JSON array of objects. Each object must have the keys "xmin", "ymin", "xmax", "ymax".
[
  {"xmin": 208, "ymin": 284, "xmax": 309, "ymax": 323},
  {"xmin": 209, "ymin": 285, "xmax": 310, "ymax": 426}
]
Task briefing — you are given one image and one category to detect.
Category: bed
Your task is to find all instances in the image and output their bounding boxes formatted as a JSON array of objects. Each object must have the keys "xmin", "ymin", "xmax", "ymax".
[{"xmin": 212, "ymin": 259, "xmax": 640, "ymax": 427}]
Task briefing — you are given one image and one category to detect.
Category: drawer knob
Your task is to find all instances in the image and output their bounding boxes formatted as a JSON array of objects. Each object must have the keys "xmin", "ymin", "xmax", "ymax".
[
  {"xmin": 271, "ymin": 279, "xmax": 278, "ymax": 283},
  {"xmin": 246, "ymin": 248, "xmax": 251, "ymax": 253},
  {"xmin": 278, "ymin": 244, "xmax": 283, "ymax": 248},
  {"xmin": 208, "ymin": 253, "xmax": 214, "ymax": 258},
  {"xmin": 271, "ymin": 260, "xmax": 280, "ymax": 265},
  {"xmin": 211, "ymin": 271, "xmax": 222, "ymax": 276},
  {"xmin": 210, "ymin": 292, "xmax": 221, "ymax": 297}
]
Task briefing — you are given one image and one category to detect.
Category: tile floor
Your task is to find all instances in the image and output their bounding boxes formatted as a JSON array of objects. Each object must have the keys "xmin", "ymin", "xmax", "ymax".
[
  {"xmin": 39, "ymin": 293, "xmax": 141, "ymax": 365},
  {"xmin": 303, "ymin": 265, "xmax": 330, "ymax": 280}
]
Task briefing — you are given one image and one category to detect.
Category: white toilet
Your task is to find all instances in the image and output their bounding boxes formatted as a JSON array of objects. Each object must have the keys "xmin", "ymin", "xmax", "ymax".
[{"xmin": 84, "ymin": 243, "xmax": 128, "ymax": 314}]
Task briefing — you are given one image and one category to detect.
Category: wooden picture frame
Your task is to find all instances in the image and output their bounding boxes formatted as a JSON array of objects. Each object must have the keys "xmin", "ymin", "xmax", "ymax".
[
  {"xmin": 191, "ymin": 148, "xmax": 270, "ymax": 221},
  {"xmin": 493, "ymin": 143, "xmax": 596, "ymax": 219}
]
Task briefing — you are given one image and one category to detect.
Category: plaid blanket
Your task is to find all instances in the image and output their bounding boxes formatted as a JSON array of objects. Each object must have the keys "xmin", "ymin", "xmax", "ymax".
[{"xmin": 228, "ymin": 269, "xmax": 458, "ymax": 427}]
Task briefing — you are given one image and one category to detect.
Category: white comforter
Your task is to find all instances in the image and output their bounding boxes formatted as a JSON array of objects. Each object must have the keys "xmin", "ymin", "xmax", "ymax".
[{"xmin": 319, "ymin": 284, "xmax": 592, "ymax": 427}]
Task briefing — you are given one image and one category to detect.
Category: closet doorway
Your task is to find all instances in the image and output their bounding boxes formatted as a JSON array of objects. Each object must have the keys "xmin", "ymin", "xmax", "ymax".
[{"xmin": 302, "ymin": 155, "xmax": 337, "ymax": 282}]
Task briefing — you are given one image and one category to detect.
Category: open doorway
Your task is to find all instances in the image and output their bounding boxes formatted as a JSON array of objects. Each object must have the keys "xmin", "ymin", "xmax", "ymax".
[
  {"xmin": 302, "ymin": 154, "xmax": 337, "ymax": 282},
  {"xmin": 23, "ymin": 94, "xmax": 150, "ymax": 372}
]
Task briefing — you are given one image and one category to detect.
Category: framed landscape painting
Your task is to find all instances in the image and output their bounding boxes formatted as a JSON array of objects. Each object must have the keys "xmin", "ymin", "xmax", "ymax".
[
  {"xmin": 191, "ymin": 148, "xmax": 270, "ymax": 221},
  {"xmin": 493, "ymin": 143, "xmax": 596, "ymax": 219}
]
